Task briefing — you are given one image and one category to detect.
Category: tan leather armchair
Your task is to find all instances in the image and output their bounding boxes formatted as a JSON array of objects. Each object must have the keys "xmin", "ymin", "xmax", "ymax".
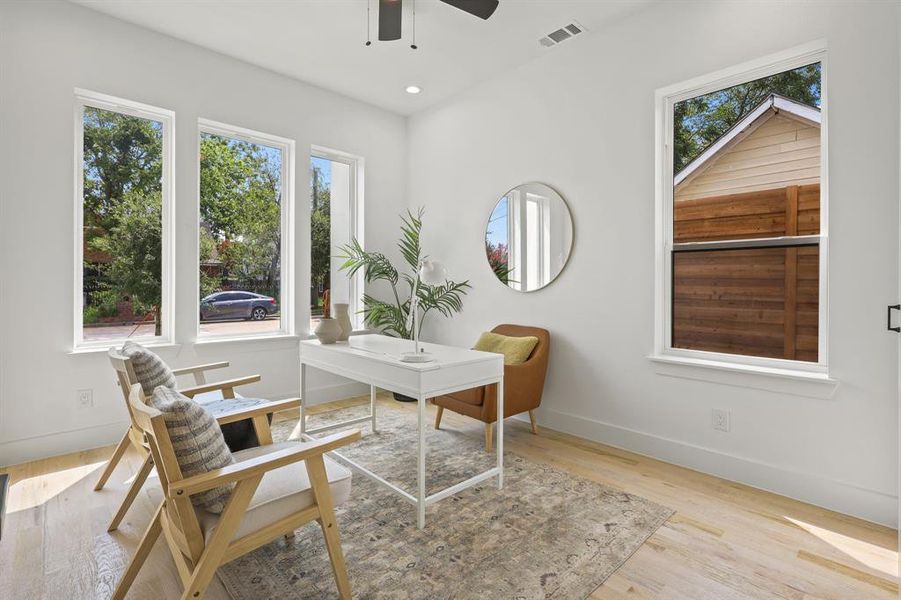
[{"xmin": 433, "ymin": 324, "xmax": 550, "ymax": 450}]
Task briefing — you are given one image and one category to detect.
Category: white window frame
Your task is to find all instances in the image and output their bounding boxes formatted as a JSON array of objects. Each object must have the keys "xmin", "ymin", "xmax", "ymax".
[
  {"xmin": 73, "ymin": 89, "xmax": 176, "ymax": 350},
  {"xmin": 653, "ymin": 40, "xmax": 829, "ymax": 377},
  {"xmin": 310, "ymin": 146, "xmax": 365, "ymax": 333},
  {"xmin": 196, "ymin": 118, "xmax": 296, "ymax": 340}
]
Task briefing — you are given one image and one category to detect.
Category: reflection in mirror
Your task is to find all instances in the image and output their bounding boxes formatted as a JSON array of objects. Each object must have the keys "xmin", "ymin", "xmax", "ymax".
[{"xmin": 485, "ymin": 183, "xmax": 573, "ymax": 292}]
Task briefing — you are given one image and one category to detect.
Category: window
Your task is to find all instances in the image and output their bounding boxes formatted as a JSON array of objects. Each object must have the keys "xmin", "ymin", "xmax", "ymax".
[
  {"xmin": 655, "ymin": 45, "xmax": 826, "ymax": 372},
  {"xmin": 490, "ymin": 188, "xmax": 552, "ymax": 291},
  {"xmin": 198, "ymin": 119, "xmax": 294, "ymax": 339},
  {"xmin": 310, "ymin": 147, "xmax": 363, "ymax": 333},
  {"xmin": 75, "ymin": 90, "xmax": 174, "ymax": 348}
]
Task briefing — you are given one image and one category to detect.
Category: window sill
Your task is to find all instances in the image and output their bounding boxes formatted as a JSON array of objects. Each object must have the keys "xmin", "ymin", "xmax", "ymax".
[
  {"xmin": 194, "ymin": 333, "xmax": 299, "ymax": 346},
  {"xmin": 648, "ymin": 354, "xmax": 838, "ymax": 399},
  {"xmin": 69, "ymin": 341, "xmax": 181, "ymax": 355}
]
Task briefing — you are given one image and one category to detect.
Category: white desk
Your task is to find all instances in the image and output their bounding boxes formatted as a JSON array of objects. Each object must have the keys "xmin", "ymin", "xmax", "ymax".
[{"xmin": 299, "ymin": 334, "xmax": 504, "ymax": 528}]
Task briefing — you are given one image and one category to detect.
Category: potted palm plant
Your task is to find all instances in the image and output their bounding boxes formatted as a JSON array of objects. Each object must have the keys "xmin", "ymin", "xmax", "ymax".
[{"xmin": 339, "ymin": 208, "xmax": 471, "ymax": 400}]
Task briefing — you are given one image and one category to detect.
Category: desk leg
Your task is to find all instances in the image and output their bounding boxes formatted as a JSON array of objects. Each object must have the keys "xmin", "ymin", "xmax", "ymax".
[
  {"xmin": 417, "ymin": 392, "xmax": 426, "ymax": 529},
  {"xmin": 300, "ymin": 363, "xmax": 307, "ymax": 437},
  {"xmin": 497, "ymin": 377, "xmax": 504, "ymax": 489},
  {"xmin": 370, "ymin": 385, "xmax": 378, "ymax": 433}
]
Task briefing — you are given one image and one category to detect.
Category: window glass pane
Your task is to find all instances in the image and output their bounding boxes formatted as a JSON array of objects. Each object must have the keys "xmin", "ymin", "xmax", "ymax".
[
  {"xmin": 199, "ymin": 132, "xmax": 282, "ymax": 336},
  {"xmin": 673, "ymin": 63, "xmax": 821, "ymax": 242},
  {"xmin": 82, "ymin": 107, "xmax": 163, "ymax": 342},
  {"xmin": 310, "ymin": 155, "xmax": 356, "ymax": 333},
  {"xmin": 672, "ymin": 246, "xmax": 819, "ymax": 362},
  {"xmin": 485, "ymin": 196, "xmax": 512, "ymax": 286}
]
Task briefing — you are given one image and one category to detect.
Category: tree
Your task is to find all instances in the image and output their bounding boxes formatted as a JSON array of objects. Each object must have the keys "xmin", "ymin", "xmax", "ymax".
[
  {"xmin": 485, "ymin": 240, "xmax": 513, "ymax": 285},
  {"xmin": 674, "ymin": 62, "xmax": 821, "ymax": 172},
  {"xmin": 199, "ymin": 133, "xmax": 282, "ymax": 299},
  {"xmin": 310, "ymin": 164, "xmax": 331, "ymax": 304},
  {"xmin": 82, "ymin": 107, "xmax": 164, "ymax": 333},
  {"xmin": 95, "ymin": 190, "xmax": 163, "ymax": 335}
]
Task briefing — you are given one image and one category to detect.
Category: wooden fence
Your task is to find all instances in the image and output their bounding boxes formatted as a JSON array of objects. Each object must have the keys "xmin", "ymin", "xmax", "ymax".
[{"xmin": 672, "ymin": 184, "xmax": 819, "ymax": 362}]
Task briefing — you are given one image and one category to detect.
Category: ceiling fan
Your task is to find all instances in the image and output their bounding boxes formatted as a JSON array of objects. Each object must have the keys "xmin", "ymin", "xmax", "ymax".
[{"xmin": 376, "ymin": 0, "xmax": 499, "ymax": 43}]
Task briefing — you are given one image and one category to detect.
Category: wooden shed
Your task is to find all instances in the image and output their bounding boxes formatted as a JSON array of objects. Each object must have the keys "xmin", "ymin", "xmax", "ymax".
[{"xmin": 672, "ymin": 94, "xmax": 821, "ymax": 362}]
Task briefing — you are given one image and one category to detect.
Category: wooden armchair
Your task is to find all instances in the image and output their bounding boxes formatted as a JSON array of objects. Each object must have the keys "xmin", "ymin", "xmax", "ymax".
[
  {"xmin": 94, "ymin": 348, "xmax": 301, "ymax": 532},
  {"xmin": 433, "ymin": 324, "xmax": 550, "ymax": 450},
  {"xmin": 113, "ymin": 384, "xmax": 359, "ymax": 600}
]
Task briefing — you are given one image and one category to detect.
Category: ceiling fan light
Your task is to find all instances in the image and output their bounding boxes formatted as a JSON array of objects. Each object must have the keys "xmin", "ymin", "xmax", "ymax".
[{"xmin": 406, "ymin": 85, "xmax": 422, "ymax": 94}]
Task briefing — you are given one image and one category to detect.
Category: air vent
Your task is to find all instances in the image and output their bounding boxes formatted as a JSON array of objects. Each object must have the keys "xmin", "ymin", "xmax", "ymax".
[{"xmin": 538, "ymin": 21, "xmax": 586, "ymax": 48}]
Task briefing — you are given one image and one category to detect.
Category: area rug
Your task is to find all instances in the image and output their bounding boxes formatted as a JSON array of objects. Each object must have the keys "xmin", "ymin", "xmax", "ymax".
[{"xmin": 217, "ymin": 404, "xmax": 673, "ymax": 599}]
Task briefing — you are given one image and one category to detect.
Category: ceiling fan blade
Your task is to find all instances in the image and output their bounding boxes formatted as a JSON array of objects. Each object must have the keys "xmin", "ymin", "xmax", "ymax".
[
  {"xmin": 378, "ymin": 0, "xmax": 403, "ymax": 41},
  {"xmin": 439, "ymin": 0, "xmax": 499, "ymax": 20}
]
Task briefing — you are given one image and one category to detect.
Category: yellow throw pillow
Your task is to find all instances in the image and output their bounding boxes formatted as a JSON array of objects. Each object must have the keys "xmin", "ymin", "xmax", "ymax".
[{"xmin": 473, "ymin": 332, "xmax": 539, "ymax": 365}]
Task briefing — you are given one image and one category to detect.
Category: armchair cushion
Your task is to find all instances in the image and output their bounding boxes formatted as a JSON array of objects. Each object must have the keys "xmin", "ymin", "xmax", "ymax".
[
  {"xmin": 150, "ymin": 387, "xmax": 235, "ymax": 513},
  {"xmin": 122, "ymin": 341, "xmax": 177, "ymax": 395},
  {"xmin": 197, "ymin": 396, "xmax": 274, "ymax": 451},
  {"xmin": 473, "ymin": 331, "xmax": 539, "ymax": 365},
  {"xmin": 195, "ymin": 441, "xmax": 352, "ymax": 542}
]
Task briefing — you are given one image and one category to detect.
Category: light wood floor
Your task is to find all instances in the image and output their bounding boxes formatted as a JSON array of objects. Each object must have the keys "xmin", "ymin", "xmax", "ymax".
[{"xmin": 1, "ymin": 395, "xmax": 897, "ymax": 599}]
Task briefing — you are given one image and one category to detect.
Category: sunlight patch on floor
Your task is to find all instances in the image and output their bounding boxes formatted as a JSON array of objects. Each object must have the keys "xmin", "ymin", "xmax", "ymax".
[
  {"xmin": 786, "ymin": 516, "xmax": 899, "ymax": 578},
  {"xmin": 8, "ymin": 461, "xmax": 105, "ymax": 513}
]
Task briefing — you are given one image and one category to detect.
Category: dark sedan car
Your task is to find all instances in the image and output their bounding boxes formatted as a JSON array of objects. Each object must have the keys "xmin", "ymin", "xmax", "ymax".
[{"xmin": 200, "ymin": 291, "xmax": 278, "ymax": 322}]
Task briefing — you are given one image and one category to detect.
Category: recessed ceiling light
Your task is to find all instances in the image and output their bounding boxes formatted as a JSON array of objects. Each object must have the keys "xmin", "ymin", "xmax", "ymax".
[{"xmin": 406, "ymin": 85, "xmax": 422, "ymax": 95}]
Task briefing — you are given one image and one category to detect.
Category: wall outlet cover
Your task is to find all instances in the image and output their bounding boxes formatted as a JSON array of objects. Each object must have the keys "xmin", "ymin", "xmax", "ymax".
[
  {"xmin": 712, "ymin": 408, "xmax": 731, "ymax": 432},
  {"xmin": 77, "ymin": 389, "xmax": 93, "ymax": 408}
]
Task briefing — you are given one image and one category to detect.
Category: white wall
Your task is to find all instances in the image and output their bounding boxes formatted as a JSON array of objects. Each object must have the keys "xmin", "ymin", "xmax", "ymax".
[
  {"xmin": 0, "ymin": 1, "xmax": 407, "ymax": 465},
  {"xmin": 408, "ymin": 1, "xmax": 900, "ymax": 526}
]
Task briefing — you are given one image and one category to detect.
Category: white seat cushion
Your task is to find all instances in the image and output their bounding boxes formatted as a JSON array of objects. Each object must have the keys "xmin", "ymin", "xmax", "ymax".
[{"xmin": 195, "ymin": 441, "xmax": 353, "ymax": 543}]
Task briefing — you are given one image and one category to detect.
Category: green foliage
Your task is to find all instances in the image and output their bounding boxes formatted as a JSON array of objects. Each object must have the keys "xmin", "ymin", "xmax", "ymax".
[
  {"xmin": 311, "ymin": 165, "xmax": 332, "ymax": 291},
  {"xmin": 83, "ymin": 107, "xmax": 162, "ymax": 229},
  {"xmin": 674, "ymin": 63, "xmax": 821, "ymax": 173},
  {"xmin": 338, "ymin": 208, "xmax": 470, "ymax": 339},
  {"xmin": 96, "ymin": 189, "xmax": 163, "ymax": 333},
  {"xmin": 199, "ymin": 133, "xmax": 282, "ymax": 299},
  {"xmin": 82, "ymin": 107, "xmax": 165, "ymax": 333}
]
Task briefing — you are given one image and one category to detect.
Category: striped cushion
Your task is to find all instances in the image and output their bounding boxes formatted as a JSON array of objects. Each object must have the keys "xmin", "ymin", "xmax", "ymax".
[
  {"xmin": 122, "ymin": 341, "xmax": 177, "ymax": 396},
  {"xmin": 150, "ymin": 387, "xmax": 235, "ymax": 513}
]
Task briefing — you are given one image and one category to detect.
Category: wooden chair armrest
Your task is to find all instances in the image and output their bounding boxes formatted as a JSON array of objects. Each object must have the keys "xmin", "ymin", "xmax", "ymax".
[
  {"xmin": 169, "ymin": 429, "xmax": 361, "ymax": 497},
  {"xmin": 214, "ymin": 398, "xmax": 301, "ymax": 425},
  {"xmin": 171, "ymin": 361, "xmax": 229, "ymax": 377},
  {"xmin": 179, "ymin": 375, "xmax": 261, "ymax": 398}
]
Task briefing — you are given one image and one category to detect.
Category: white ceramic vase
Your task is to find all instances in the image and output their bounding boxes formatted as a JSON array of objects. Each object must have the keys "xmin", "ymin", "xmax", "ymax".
[
  {"xmin": 333, "ymin": 303, "xmax": 352, "ymax": 342},
  {"xmin": 314, "ymin": 317, "xmax": 340, "ymax": 344}
]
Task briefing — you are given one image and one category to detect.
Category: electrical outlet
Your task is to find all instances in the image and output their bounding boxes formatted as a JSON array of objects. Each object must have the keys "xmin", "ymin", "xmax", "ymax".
[
  {"xmin": 77, "ymin": 389, "xmax": 93, "ymax": 408},
  {"xmin": 712, "ymin": 408, "xmax": 731, "ymax": 432}
]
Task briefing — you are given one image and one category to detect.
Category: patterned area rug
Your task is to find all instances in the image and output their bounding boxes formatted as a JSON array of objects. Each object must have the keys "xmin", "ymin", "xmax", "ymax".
[{"xmin": 218, "ymin": 404, "xmax": 673, "ymax": 599}]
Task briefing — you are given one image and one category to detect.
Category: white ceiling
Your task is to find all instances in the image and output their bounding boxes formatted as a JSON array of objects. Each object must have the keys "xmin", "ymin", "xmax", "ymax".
[{"xmin": 71, "ymin": 0, "xmax": 652, "ymax": 115}]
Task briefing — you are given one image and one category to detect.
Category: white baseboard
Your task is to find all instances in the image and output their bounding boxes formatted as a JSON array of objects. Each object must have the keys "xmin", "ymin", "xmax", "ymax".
[
  {"xmin": 0, "ymin": 384, "xmax": 368, "ymax": 467},
  {"xmin": 538, "ymin": 407, "xmax": 898, "ymax": 528},
  {"xmin": 0, "ymin": 420, "xmax": 129, "ymax": 468}
]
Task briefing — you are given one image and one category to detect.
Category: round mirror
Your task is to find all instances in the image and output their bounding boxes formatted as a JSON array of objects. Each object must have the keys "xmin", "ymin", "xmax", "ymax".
[{"xmin": 484, "ymin": 183, "xmax": 573, "ymax": 292}]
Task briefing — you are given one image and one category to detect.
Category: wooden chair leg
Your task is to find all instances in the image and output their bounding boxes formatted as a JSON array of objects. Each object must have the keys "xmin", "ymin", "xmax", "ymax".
[
  {"xmin": 484, "ymin": 422, "xmax": 493, "ymax": 452},
  {"xmin": 307, "ymin": 455, "xmax": 352, "ymax": 599},
  {"xmin": 528, "ymin": 410, "xmax": 539, "ymax": 435},
  {"xmin": 182, "ymin": 477, "xmax": 261, "ymax": 600},
  {"xmin": 112, "ymin": 502, "xmax": 163, "ymax": 600},
  {"xmin": 108, "ymin": 452, "xmax": 154, "ymax": 532},
  {"xmin": 94, "ymin": 430, "xmax": 131, "ymax": 491},
  {"xmin": 434, "ymin": 405, "xmax": 444, "ymax": 430}
]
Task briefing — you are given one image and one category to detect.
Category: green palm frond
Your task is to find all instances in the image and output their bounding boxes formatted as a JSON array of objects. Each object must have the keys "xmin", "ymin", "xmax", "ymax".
[
  {"xmin": 337, "ymin": 238, "xmax": 398, "ymax": 285},
  {"xmin": 418, "ymin": 280, "xmax": 471, "ymax": 319},
  {"xmin": 397, "ymin": 208, "xmax": 424, "ymax": 271}
]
